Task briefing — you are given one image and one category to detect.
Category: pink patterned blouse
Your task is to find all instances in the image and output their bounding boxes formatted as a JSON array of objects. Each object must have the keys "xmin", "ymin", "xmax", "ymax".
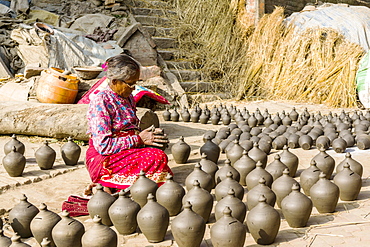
[{"xmin": 87, "ymin": 86, "xmax": 143, "ymax": 155}]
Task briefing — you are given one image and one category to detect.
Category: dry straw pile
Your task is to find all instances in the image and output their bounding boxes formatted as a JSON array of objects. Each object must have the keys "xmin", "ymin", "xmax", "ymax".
[{"xmin": 172, "ymin": 0, "xmax": 365, "ymax": 108}]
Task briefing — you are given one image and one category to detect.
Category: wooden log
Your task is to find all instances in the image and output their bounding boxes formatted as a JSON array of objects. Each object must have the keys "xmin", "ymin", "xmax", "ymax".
[{"xmin": 0, "ymin": 101, "xmax": 159, "ymax": 141}]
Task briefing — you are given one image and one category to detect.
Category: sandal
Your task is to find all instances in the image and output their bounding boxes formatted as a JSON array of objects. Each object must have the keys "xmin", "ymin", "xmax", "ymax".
[{"xmin": 61, "ymin": 201, "xmax": 89, "ymax": 217}]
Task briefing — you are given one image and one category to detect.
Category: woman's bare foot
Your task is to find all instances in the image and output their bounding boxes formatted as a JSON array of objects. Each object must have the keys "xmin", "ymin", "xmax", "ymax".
[{"xmin": 84, "ymin": 183, "xmax": 96, "ymax": 196}]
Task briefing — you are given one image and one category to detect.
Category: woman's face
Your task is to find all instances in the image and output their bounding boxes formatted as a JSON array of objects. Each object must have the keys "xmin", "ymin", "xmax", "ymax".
[{"xmin": 110, "ymin": 73, "xmax": 139, "ymax": 98}]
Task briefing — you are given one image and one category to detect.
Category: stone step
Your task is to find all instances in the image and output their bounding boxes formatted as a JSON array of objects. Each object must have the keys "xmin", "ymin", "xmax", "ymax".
[
  {"xmin": 134, "ymin": 15, "xmax": 170, "ymax": 26},
  {"xmin": 166, "ymin": 61, "xmax": 195, "ymax": 70},
  {"xmin": 131, "ymin": 7, "xmax": 176, "ymax": 16},
  {"xmin": 180, "ymin": 81, "xmax": 214, "ymax": 93},
  {"xmin": 170, "ymin": 69, "xmax": 201, "ymax": 81},
  {"xmin": 142, "ymin": 26, "xmax": 174, "ymax": 37},
  {"xmin": 158, "ymin": 50, "xmax": 176, "ymax": 60},
  {"xmin": 153, "ymin": 37, "xmax": 177, "ymax": 49}
]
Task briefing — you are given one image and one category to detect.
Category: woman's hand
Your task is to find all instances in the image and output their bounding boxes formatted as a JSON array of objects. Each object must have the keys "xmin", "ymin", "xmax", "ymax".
[{"xmin": 139, "ymin": 126, "xmax": 169, "ymax": 147}]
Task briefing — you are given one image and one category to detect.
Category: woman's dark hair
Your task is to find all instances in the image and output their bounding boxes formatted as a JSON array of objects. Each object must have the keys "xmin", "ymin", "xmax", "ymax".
[{"xmin": 105, "ymin": 54, "xmax": 140, "ymax": 81}]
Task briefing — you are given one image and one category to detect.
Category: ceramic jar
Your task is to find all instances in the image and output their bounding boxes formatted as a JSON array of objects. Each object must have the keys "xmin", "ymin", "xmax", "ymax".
[
  {"xmin": 35, "ymin": 141, "xmax": 56, "ymax": 170},
  {"xmin": 81, "ymin": 215, "xmax": 117, "ymax": 247},
  {"xmin": 311, "ymin": 147, "xmax": 335, "ymax": 179},
  {"xmin": 8, "ymin": 233, "xmax": 31, "ymax": 246},
  {"xmin": 248, "ymin": 142, "xmax": 267, "ymax": 167},
  {"xmin": 30, "ymin": 203, "xmax": 61, "ymax": 247},
  {"xmin": 247, "ymin": 195, "xmax": 280, "ymax": 245},
  {"xmin": 61, "ymin": 137, "xmax": 81, "ymax": 166},
  {"xmin": 51, "ymin": 211, "xmax": 85, "ymax": 247},
  {"xmin": 171, "ymin": 201, "xmax": 206, "ymax": 247},
  {"xmin": 199, "ymin": 153, "xmax": 219, "ymax": 188},
  {"xmin": 271, "ymin": 168, "xmax": 299, "ymax": 208},
  {"xmin": 281, "ymin": 184, "xmax": 312, "ymax": 228},
  {"xmin": 171, "ymin": 136, "xmax": 191, "ymax": 164},
  {"xmin": 185, "ymin": 163, "xmax": 213, "ymax": 192},
  {"xmin": 245, "ymin": 161, "xmax": 273, "ymax": 190},
  {"xmin": 130, "ymin": 170, "xmax": 158, "ymax": 208},
  {"xmin": 310, "ymin": 172, "xmax": 339, "ymax": 213},
  {"xmin": 156, "ymin": 174, "xmax": 185, "ymax": 216},
  {"xmin": 247, "ymin": 178, "xmax": 276, "ymax": 210},
  {"xmin": 9, "ymin": 194, "xmax": 39, "ymax": 238},
  {"xmin": 108, "ymin": 191, "xmax": 140, "ymax": 235},
  {"xmin": 181, "ymin": 107, "xmax": 190, "ymax": 122},
  {"xmin": 4, "ymin": 134, "xmax": 25, "ymax": 155},
  {"xmin": 265, "ymin": 154, "xmax": 288, "ymax": 181},
  {"xmin": 137, "ymin": 193, "xmax": 169, "ymax": 243},
  {"xmin": 215, "ymin": 172, "xmax": 244, "ymax": 201},
  {"xmin": 0, "ymin": 230, "xmax": 11, "ymax": 246},
  {"xmin": 170, "ymin": 107, "xmax": 180, "ymax": 122},
  {"xmin": 300, "ymin": 160, "xmax": 321, "ymax": 196},
  {"xmin": 2, "ymin": 146, "xmax": 26, "ymax": 177},
  {"xmin": 279, "ymin": 145, "xmax": 299, "ymax": 177},
  {"xmin": 214, "ymin": 189, "xmax": 246, "ymax": 222},
  {"xmin": 316, "ymin": 135, "xmax": 330, "ymax": 150},
  {"xmin": 333, "ymin": 164, "xmax": 362, "ymax": 201},
  {"xmin": 200, "ymin": 136, "xmax": 220, "ymax": 163},
  {"xmin": 87, "ymin": 183, "xmax": 116, "ymax": 226},
  {"xmin": 332, "ymin": 137, "xmax": 347, "ymax": 153},
  {"xmin": 233, "ymin": 150, "xmax": 256, "ymax": 186},
  {"xmin": 210, "ymin": 207, "xmax": 246, "ymax": 247},
  {"xmin": 298, "ymin": 134, "xmax": 313, "ymax": 150},
  {"xmin": 336, "ymin": 152, "xmax": 363, "ymax": 177},
  {"xmin": 162, "ymin": 107, "xmax": 171, "ymax": 121},
  {"xmin": 226, "ymin": 139, "xmax": 244, "ymax": 165}
]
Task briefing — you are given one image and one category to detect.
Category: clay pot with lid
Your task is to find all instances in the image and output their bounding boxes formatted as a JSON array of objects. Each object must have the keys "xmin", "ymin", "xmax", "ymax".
[
  {"xmin": 2, "ymin": 146, "xmax": 26, "ymax": 177},
  {"xmin": 247, "ymin": 177, "xmax": 276, "ymax": 210},
  {"xmin": 215, "ymin": 188, "xmax": 246, "ymax": 222},
  {"xmin": 156, "ymin": 174, "xmax": 185, "ymax": 216},
  {"xmin": 61, "ymin": 137, "xmax": 81, "ymax": 166},
  {"xmin": 311, "ymin": 147, "xmax": 335, "ymax": 179},
  {"xmin": 248, "ymin": 142, "xmax": 267, "ymax": 168},
  {"xmin": 87, "ymin": 183, "xmax": 116, "ymax": 226},
  {"xmin": 279, "ymin": 145, "xmax": 299, "ymax": 177},
  {"xmin": 245, "ymin": 161, "xmax": 273, "ymax": 190},
  {"xmin": 4, "ymin": 134, "xmax": 25, "ymax": 155},
  {"xmin": 108, "ymin": 190, "xmax": 140, "ymax": 235},
  {"xmin": 51, "ymin": 210, "xmax": 85, "ymax": 247},
  {"xmin": 200, "ymin": 135, "xmax": 220, "ymax": 163},
  {"xmin": 215, "ymin": 172, "xmax": 244, "ymax": 201},
  {"xmin": 233, "ymin": 150, "xmax": 256, "ymax": 186},
  {"xmin": 35, "ymin": 141, "xmax": 56, "ymax": 170},
  {"xmin": 272, "ymin": 168, "xmax": 300, "ymax": 208},
  {"xmin": 8, "ymin": 233, "xmax": 31, "ymax": 246},
  {"xmin": 199, "ymin": 153, "xmax": 218, "ymax": 188},
  {"xmin": 215, "ymin": 159, "xmax": 240, "ymax": 184},
  {"xmin": 210, "ymin": 207, "xmax": 246, "ymax": 247},
  {"xmin": 246, "ymin": 195, "xmax": 280, "ymax": 245},
  {"xmin": 171, "ymin": 136, "xmax": 191, "ymax": 164},
  {"xmin": 300, "ymin": 160, "xmax": 321, "ymax": 196},
  {"xmin": 9, "ymin": 194, "xmax": 39, "ymax": 238},
  {"xmin": 226, "ymin": 139, "xmax": 244, "ymax": 165},
  {"xmin": 333, "ymin": 163, "xmax": 362, "ymax": 201},
  {"xmin": 185, "ymin": 163, "xmax": 213, "ymax": 192},
  {"xmin": 171, "ymin": 201, "xmax": 206, "ymax": 247},
  {"xmin": 130, "ymin": 170, "xmax": 158, "ymax": 208},
  {"xmin": 310, "ymin": 172, "xmax": 339, "ymax": 213},
  {"xmin": 81, "ymin": 215, "xmax": 117, "ymax": 247},
  {"xmin": 265, "ymin": 154, "xmax": 288, "ymax": 181},
  {"xmin": 336, "ymin": 152, "xmax": 363, "ymax": 177}
]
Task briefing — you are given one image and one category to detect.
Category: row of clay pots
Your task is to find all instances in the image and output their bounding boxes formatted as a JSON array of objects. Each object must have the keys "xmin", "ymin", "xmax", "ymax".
[{"xmin": 2, "ymin": 135, "xmax": 81, "ymax": 177}]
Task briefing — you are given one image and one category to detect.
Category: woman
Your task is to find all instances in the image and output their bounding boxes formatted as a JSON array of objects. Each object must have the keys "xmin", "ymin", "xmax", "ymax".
[{"xmin": 85, "ymin": 54, "xmax": 172, "ymax": 194}]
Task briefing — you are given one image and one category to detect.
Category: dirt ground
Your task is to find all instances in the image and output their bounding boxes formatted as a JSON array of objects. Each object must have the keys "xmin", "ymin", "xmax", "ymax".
[{"xmin": 1, "ymin": 99, "xmax": 369, "ymax": 246}]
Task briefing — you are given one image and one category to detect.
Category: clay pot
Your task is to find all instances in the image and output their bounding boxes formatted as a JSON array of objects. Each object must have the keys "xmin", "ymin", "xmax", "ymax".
[
  {"xmin": 332, "ymin": 137, "xmax": 347, "ymax": 153},
  {"xmin": 247, "ymin": 177, "xmax": 276, "ymax": 210},
  {"xmin": 2, "ymin": 146, "xmax": 26, "ymax": 177},
  {"xmin": 265, "ymin": 154, "xmax": 288, "ymax": 181},
  {"xmin": 248, "ymin": 142, "xmax": 268, "ymax": 168},
  {"xmin": 81, "ymin": 215, "xmax": 117, "ymax": 247},
  {"xmin": 311, "ymin": 147, "xmax": 335, "ymax": 179},
  {"xmin": 156, "ymin": 174, "xmax": 185, "ymax": 216},
  {"xmin": 137, "ymin": 193, "xmax": 169, "ymax": 243},
  {"xmin": 287, "ymin": 133, "xmax": 300, "ymax": 149},
  {"xmin": 200, "ymin": 136, "xmax": 220, "ymax": 164},
  {"xmin": 170, "ymin": 107, "xmax": 180, "ymax": 122},
  {"xmin": 9, "ymin": 194, "xmax": 39, "ymax": 238},
  {"xmin": 190, "ymin": 109, "xmax": 200, "ymax": 123},
  {"xmin": 162, "ymin": 107, "xmax": 171, "ymax": 121},
  {"xmin": 246, "ymin": 195, "xmax": 280, "ymax": 245},
  {"xmin": 171, "ymin": 201, "xmax": 206, "ymax": 247},
  {"xmin": 8, "ymin": 233, "xmax": 31, "ymax": 246},
  {"xmin": 87, "ymin": 183, "xmax": 116, "ymax": 226},
  {"xmin": 199, "ymin": 153, "xmax": 219, "ymax": 188},
  {"xmin": 264, "ymin": 115, "xmax": 274, "ymax": 127},
  {"xmin": 356, "ymin": 135, "xmax": 370, "ymax": 150},
  {"xmin": 279, "ymin": 145, "xmax": 299, "ymax": 177},
  {"xmin": 108, "ymin": 191, "xmax": 140, "ymax": 235},
  {"xmin": 0, "ymin": 230, "xmax": 11, "ymax": 247},
  {"xmin": 333, "ymin": 163, "xmax": 362, "ymax": 201},
  {"xmin": 215, "ymin": 159, "xmax": 240, "ymax": 184},
  {"xmin": 4, "ymin": 134, "xmax": 25, "ymax": 155},
  {"xmin": 233, "ymin": 150, "xmax": 256, "ymax": 186},
  {"xmin": 282, "ymin": 115, "xmax": 292, "ymax": 126},
  {"xmin": 214, "ymin": 188, "xmax": 246, "ymax": 222},
  {"xmin": 289, "ymin": 107, "xmax": 299, "ymax": 121},
  {"xmin": 272, "ymin": 136, "xmax": 287, "ymax": 150},
  {"xmin": 342, "ymin": 133, "xmax": 355, "ymax": 147},
  {"xmin": 182, "ymin": 180, "xmax": 213, "ymax": 222},
  {"xmin": 298, "ymin": 134, "xmax": 313, "ymax": 150},
  {"xmin": 185, "ymin": 163, "xmax": 213, "ymax": 192},
  {"xmin": 30, "ymin": 203, "xmax": 61, "ymax": 247},
  {"xmin": 248, "ymin": 113, "xmax": 258, "ymax": 127},
  {"xmin": 215, "ymin": 172, "xmax": 244, "ymax": 201},
  {"xmin": 310, "ymin": 172, "xmax": 339, "ymax": 213},
  {"xmin": 281, "ymin": 183, "xmax": 312, "ymax": 228},
  {"xmin": 130, "ymin": 170, "xmax": 158, "ymax": 208},
  {"xmin": 35, "ymin": 141, "xmax": 56, "ymax": 170},
  {"xmin": 171, "ymin": 136, "xmax": 191, "ymax": 164},
  {"xmin": 221, "ymin": 113, "xmax": 231, "ymax": 125},
  {"xmin": 336, "ymin": 152, "xmax": 363, "ymax": 177},
  {"xmin": 271, "ymin": 169, "xmax": 299, "ymax": 208},
  {"xmin": 316, "ymin": 135, "xmax": 330, "ymax": 150},
  {"xmin": 61, "ymin": 137, "xmax": 81, "ymax": 166},
  {"xmin": 245, "ymin": 161, "xmax": 273, "ymax": 190},
  {"xmin": 199, "ymin": 110, "xmax": 209, "ymax": 124},
  {"xmin": 210, "ymin": 207, "xmax": 246, "ymax": 247},
  {"xmin": 226, "ymin": 139, "xmax": 244, "ymax": 165},
  {"xmin": 211, "ymin": 113, "xmax": 221, "ymax": 125},
  {"xmin": 51, "ymin": 210, "xmax": 85, "ymax": 247},
  {"xmin": 180, "ymin": 107, "xmax": 190, "ymax": 122},
  {"xmin": 300, "ymin": 160, "xmax": 321, "ymax": 196}
]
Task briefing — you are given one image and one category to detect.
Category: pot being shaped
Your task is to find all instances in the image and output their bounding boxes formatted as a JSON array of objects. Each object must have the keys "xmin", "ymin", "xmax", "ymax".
[
  {"xmin": 333, "ymin": 164, "xmax": 362, "ymax": 201},
  {"xmin": 311, "ymin": 147, "xmax": 335, "ymax": 179},
  {"xmin": 336, "ymin": 152, "xmax": 363, "ymax": 177},
  {"xmin": 199, "ymin": 153, "xmax": 219, "ymax": 188},
  {"xmin": 279, "ymin": 145, "xmax": 299, "ymax": 177},
  {"xmin": 247, "ymin": 195, "xmax": 280, "ymax": 245},
  {"xmin": 87, "ymin": 184, "xmax": 116, "ymax": 226},
  {"xmin": 281, "ymin": 184, "xmax": 312, "ymax": 228},
  {"xmin": 108, "ymin": 191, "xmax": 140, "ymax": 235},
  {"xmin": 171, "ymin": 136, "xmax": 191, "ymax": 164},
  {"xmin": 156, "ymin": 174, "xmax": 185, "ymax": 216},
  {"xmin": 226, "ymin": 139, "xmax": 244, "ymax": 165},
  {"xmin": 310, "ymin": 172, "xmax": 339, "ymax": 213},
  {"xmin": 215, "ymin": 159, "xmax": 240, "ymax": 184},
  {"xmin": 2, "ymin": 146, "xmax": 26, "ymax": 177},
  {"xmin": 171, "ymin": 201, "xmax": 206, "ymax": 247},
  {"xmin": 233, "ymin": 150, "xmax": 256, "ymax": 186},
  {"xmin": 9, "ymin": 194, "xmax": 39, "ymax": 238},
  {"xmin": 51, "ymin": 211, "xmax": 85, "ymax": 247},
  {"xmin": 0, "ymin": 230, "xmax": 11, "ymax": 247},
  {"xmin": 271, "ymin": 168, "xmax": 300, "ymax": 208},
  {"xmin": 35, "ymin": 141, "xmax": 56, "ymax": 170},
  {"xmin": 215, "ymin": 189, "xmax": 246, "ymax": 222},
  {"xmin": 248, "ymin": 142, "xmax": 267, "ymax": 168},
  {"xmin": 81, "ymin": 215, "xmax": 117, "ymax": 247},
  {"xmin": 8, "ymin": 233, "xmax": 31, "ymax": 247},
  {"xmin": 247, "ymin": 177, "xmax": 276, "ymax": 210},
  {"xmin": 61, "ymin": 137, "xmax": 81, "ymax": 166},
  {"xmin": 182, "ymin": 180, "xmax": 213, "ymax": 222},
  {"xmin": 245, "ymin": 161, "xmax": 273, "ymax": 190},
  {"xmin": 130, "ymin": 170, "xmax": 158, "ymax": 208},
  {"xmin": 185, "ymin": 163, "xmax": 213, "ymax": 192},
  {"xmin": 137, "ymin": 193, "xmax": 169, "ymax": 243},
  {"xmin": 4, "ymin": 134, "xmax": 25, "ymax": 155},
  {"xmin": 300, "ymin": 160, "xmax": 321, "ymax": 196},
  {"xmin": 211, "ymin": 206, "xmax": 246, "ymax": 247},
  {"xmin": 200, "ymin": 136, "xmax": 220, "ymax": 163},
  {"xmin": 265, "ymin": 154, "xmax": 288, "ymax": 181},
  {"xmin": 30, "ymin": 203, "xmax": 61, "ymax": 247},
  {"xmin": 214, "ymin": 172, "xmax": 244, "ymax": 201}
]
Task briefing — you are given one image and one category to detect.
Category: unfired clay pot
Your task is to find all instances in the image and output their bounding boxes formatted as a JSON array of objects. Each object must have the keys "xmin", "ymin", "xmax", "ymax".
[
  {"xmin": 4, "ymin": 134, "xmax": 25, "ymax": 155},
  {"xmin": 279, "ymin": 145, "xmax": 299, "ymax": 177},
  {"xmin": 310, "ymin": 172, "xmax": 339, "ymax": 213},
  {"xmin": 2, "ymin": 146, "xmax": 26, "ymax": 177},
  {"xmin": 333, "ymin": 163, "xmax": 362, "ymax": 201},
  {"xmin": 81, "ymin": 215, "xmax": 117, "ymax": 247},
  {"xmin": 215, "ymin": 159, "xmax": 240, "ymax": 184},
  {"xmin": 247, "ymin": 178, "xmax": 276, "ymax": 210},
  {"xmin": 336, "ymin": 152, "xmax": 363, "ymax": 177},
  {"xmin": 156, "ymin": 174, "xmax": 185, "ymax": 216},
  {"xmin": 214, "ymin": 172, "xmax": 244, "ymax": 201},
  {"xmin": 61, "ymin": 137, "xmax": 81, "ymax": 166},
  {"xmin": 130, "ymin": 170, "xmax": 158, "ymax": 208},
  {"xmin": 185, "ymin": 163, "xmax": 213, "ymax": 192},
  {"xmin": 271, "ymin": 168, "xmax": 300, "ymax": 208},
  {"xmin": 248, "ymin": 143, "xmax": 267, "ymax": 167},
  {"xmin": 35, "ymin": 141, "xmax": 56, "ymax": 170},
  {"xmin": 200, "ymin": 136, "xmax": 220, "ymax": 163},
  {"xmin": 87, "ymin": 183, "xmax": 116, "ymax": 226},
  {"xmin": 300, "ymin": 160, "xmax": 321, "ymax": 196},
  {"xmin": 233, "ymin": 150, "xmax": 256, "ymax": 186},
  {"xmin": 51, "ymin": 210, "xmax": 85, "ymax": 247},
  {"xmin": 171, "ymin": 136, "xmax": 191, "ymax": 164},
  {"xmin": 214, "ymin": 189, "xmax": 246, "ymax": 223},
  {"xmin": 245, "ymin": 161, "xmax": 273, "ymax": 190},
  {"xmin": 265, "ymin": 154, "xmax": 288, "ymax": 181},
  {"xmin": 311, "ymin": 147, "xmax": 335, "ymax": 179},
  {"xmin": 199, "ymin": 153, "xmax": 219, "ymax": 188}
]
